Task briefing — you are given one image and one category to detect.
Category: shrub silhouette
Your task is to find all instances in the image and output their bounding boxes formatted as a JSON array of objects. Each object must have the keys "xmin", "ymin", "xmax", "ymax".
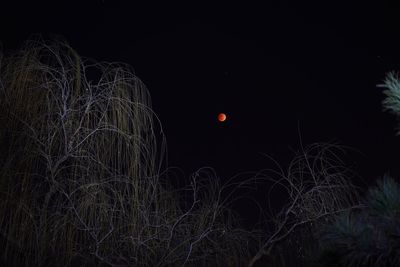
[
  {"xmin": 315, "ymin": 175, "xmax": 400, "ymax": 267},
  {"xmin": 308, "ymin": 73, "xmax": 400, "ymax": 267}
]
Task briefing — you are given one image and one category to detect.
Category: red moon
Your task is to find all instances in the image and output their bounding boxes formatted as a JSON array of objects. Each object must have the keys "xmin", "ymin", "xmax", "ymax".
[{"xmin": 218, "ymin": 113, "xmax": 227, "ymax": 122}]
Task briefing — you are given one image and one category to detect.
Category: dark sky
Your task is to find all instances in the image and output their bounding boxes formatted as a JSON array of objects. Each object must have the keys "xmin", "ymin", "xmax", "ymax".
[{"xmin": 2, "ymin": 1, "xmax": 400, "ymax": 187}]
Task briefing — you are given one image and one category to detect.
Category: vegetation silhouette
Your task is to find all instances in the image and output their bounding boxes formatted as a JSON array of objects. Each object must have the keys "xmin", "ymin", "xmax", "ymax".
[
  {"xmin": 2, "ymin": 38, "xmax": 398, "ymax": 267},
  {"xmin": 0, "ymin": 39, "xmax": 253, "ymax": 266},
  {"xmin": 306, "ymin": 74, "xmax": 400, "ymax": 267}
]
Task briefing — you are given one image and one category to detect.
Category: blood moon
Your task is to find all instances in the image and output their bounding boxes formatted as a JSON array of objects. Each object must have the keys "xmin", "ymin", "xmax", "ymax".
[{"xmin": 217, "ymin": 113, "xmax": 227, "ymax": 122}]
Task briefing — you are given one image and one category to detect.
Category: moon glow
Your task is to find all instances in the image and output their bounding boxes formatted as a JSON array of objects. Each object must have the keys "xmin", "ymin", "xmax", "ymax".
[{"xmin": 218, "ymin": 113, "xmax": 227, "ymax": 122}]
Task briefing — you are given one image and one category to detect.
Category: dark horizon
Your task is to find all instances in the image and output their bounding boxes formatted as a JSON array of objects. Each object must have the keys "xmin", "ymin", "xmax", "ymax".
[{"xmin": 2, "ymin": 1, "xmax": 400, "ymax": 186}]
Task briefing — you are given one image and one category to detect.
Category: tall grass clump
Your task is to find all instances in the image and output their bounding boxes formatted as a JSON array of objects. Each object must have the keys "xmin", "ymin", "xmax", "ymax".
[{"xmin": 0, "ymin": 39, "xmax": 252, "ymax": 266}]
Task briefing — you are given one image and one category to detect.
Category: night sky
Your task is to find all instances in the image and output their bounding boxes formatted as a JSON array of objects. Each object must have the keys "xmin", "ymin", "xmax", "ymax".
[{"xmin": 2, "ymin": 1, "xmax": 400, "ymax": 188}]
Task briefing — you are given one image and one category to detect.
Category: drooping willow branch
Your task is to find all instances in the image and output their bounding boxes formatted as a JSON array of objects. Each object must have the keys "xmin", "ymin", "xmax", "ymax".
[{"xmin": 0, "ymin": 39, "xmax": 253, "ymax": 267}]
